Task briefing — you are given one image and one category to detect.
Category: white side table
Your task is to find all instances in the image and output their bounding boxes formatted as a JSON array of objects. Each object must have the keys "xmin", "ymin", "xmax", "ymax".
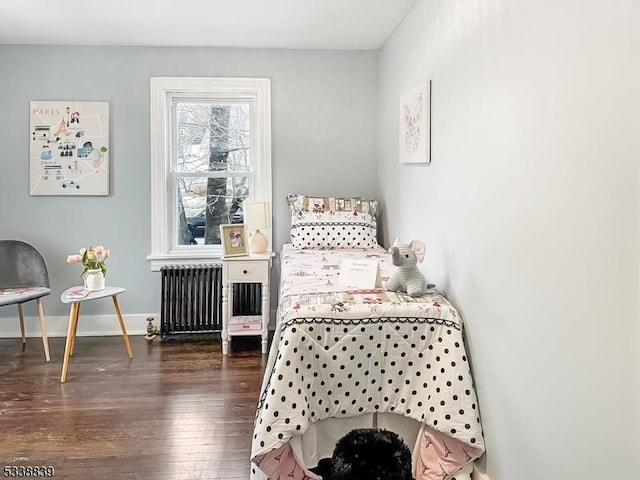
[
  {"xmin": 59, "ymin": 286, "xmax": 133, "ymax": 383},
  {"xmin": 221, "ymin": 253, "xmax": 273, "ymax": 355}
]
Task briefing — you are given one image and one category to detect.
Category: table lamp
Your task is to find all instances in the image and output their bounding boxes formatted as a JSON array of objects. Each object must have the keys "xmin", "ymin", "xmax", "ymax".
[{"xmin": 244, "ymin": 201, "xmax": 271, "ymax": 254}]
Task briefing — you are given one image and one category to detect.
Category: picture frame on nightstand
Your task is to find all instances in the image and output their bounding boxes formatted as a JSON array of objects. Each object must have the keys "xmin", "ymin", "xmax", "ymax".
[{"xmin": 220, "ymin": 224, "xmax": 248, "ymax": 256}]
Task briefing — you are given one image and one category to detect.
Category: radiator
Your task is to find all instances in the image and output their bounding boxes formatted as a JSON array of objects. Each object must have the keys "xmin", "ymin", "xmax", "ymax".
[{"xmin": 160, "ymin": 265, "xmax": 261, "ymax": 336}]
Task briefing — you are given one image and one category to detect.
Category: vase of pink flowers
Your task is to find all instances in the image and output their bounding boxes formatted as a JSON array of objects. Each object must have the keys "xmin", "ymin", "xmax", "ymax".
[{"xmin": 66, "ymin": 245, "xmax": 110, "ymax": 292}]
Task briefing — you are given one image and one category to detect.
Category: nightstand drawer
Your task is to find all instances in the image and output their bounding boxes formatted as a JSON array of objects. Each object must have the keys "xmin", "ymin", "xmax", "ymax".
[{"xmin": 226, "ymin": 262, "xmax": 268, "ymax": 283}]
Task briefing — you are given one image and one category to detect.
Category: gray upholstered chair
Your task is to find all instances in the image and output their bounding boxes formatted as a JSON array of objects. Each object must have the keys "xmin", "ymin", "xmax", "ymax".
[{"xmin": 0, "ymin": 240, "xmax": 51, "ymax": 361}]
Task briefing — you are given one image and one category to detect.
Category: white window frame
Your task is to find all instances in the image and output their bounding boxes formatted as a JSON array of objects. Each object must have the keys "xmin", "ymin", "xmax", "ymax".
[{"xmin": 147, "ymin": 77, "xmax": 272, "ymax": 271}]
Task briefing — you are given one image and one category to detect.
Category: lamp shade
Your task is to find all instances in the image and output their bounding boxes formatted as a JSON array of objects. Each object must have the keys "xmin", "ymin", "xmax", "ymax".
[{"xmin": 244, "ymin": 201, "xmax": 271, "ymax": 230}]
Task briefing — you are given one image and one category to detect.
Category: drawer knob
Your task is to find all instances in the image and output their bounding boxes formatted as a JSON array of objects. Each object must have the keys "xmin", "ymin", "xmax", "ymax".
[{"xmin": 243, "ymin": 269, "xmax": 248, "ymax": 274}]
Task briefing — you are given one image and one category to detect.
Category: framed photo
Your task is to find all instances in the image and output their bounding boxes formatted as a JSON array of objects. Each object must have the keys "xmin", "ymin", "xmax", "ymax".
[
  {"xmin": 220, "ymin": 224, "xmax": 249, "ymax": 257},
  {"xmin": 399, "ymin": 80, "xmax": 431, "ymax": 164}
]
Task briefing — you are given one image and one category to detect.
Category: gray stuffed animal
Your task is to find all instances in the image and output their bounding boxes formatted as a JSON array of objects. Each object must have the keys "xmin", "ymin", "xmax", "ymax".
[{"xmin": 385, "ymin": 238, "xmax": 429, "ymax": 297}]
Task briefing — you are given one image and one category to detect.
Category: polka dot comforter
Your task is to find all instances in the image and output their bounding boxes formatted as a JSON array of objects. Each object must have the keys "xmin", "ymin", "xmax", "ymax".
[{"xmin": 251, "ymin": 245, "xmax": 485, "ymax": 480}]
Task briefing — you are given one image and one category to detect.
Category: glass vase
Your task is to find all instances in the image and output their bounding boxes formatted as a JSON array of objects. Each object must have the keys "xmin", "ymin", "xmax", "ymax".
[{"xmin": 84, "ymin": 268, "xmax": 105, "ymax": 292}]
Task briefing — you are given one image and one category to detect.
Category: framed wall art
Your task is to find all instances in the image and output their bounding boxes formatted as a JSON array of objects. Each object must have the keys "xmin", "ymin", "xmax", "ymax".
[
  {"xmin": 220, "ymin": 224, "xmax": 249, "ymax": 257},
  {"xmin": 30, "ymin": 101, "xmax": 110, "ymax": 195},
  {"xmin": 399, "ymin": 80, "xmax": 431, "ymax": 164}
]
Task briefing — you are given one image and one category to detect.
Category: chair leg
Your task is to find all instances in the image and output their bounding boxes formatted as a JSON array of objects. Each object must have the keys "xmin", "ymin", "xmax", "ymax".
[
  {"xmin": 17, "ymin": 304, "xmax": 26, "ymax": 344},
  {"xmin": 36, "ymin": 299, "xmax": 50, "ymax": 362}
]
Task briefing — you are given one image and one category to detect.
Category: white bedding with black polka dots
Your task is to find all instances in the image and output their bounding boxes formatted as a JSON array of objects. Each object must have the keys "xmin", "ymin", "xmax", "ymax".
[{"xmin": 250, "ymin": 245, "xmax": 485, "ymax": 480}]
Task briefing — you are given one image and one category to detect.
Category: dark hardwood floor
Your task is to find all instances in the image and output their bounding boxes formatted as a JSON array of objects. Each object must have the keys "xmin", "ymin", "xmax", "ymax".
[{"xmin": 0, "ymin": 334, "xmax": 267, "ymax": 480}]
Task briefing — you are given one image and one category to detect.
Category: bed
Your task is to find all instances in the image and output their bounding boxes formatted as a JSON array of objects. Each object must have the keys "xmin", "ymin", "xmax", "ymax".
[{"xmin": 250, "ymin": 195, "xmax": 485, "ymax": 480}]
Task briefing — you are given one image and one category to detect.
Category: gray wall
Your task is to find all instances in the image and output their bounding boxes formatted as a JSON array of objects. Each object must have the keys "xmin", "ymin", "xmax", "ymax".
[
  {"xmin": 0, "ymin": 45, "xmax": 378, "ymax": 325},
  {"xmin": 377, "ymin": 0, "xmax": 639, "ymax": 478}
]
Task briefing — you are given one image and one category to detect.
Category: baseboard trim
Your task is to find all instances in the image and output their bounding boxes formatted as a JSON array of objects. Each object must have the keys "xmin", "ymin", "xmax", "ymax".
[
  {"xmin": 0, "ymin": 312, "xmax": 159, "ymax": 338},
  {"xmin": 1, "ymin": 308, "xmax": 279, "ymax": 338}
]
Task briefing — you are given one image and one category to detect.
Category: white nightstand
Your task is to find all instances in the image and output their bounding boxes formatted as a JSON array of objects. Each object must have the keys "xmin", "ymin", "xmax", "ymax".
[{"xmin": 221, "ymin": 253, "xmax": 274, "ymax": 355}]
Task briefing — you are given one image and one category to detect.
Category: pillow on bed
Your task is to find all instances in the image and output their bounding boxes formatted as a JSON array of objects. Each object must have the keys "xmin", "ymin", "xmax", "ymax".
[
  {"xmin": 290, "ymin": 210, "xmax": 378, "ymax": 249},
  {"xmin": 286, "ymin": 193, "xmax": 378, "ymax": 219},
  {"xmin": 287, "ymin": 194, "xmax": 379, "ymax": 249}
]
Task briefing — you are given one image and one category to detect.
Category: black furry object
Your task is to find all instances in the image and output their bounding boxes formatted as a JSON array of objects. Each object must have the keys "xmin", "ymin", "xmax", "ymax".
[
  {"xmin": 324, "ymin": 428, "xmax": 414, "ymax": 480},
  {"xmin": 309, "ymin": 458, "xmax": 332, "ymax": 478}
]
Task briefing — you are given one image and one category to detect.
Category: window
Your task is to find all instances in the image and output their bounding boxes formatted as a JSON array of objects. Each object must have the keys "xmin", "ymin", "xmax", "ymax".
[{"xmin": 148, "ymin": 77, "xmax": 271, "ymax": 270}]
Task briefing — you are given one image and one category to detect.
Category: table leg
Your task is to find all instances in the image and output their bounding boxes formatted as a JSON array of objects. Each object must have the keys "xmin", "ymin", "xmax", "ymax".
[
  {"xmin": 112, "ymin": 295, "xmax": 133, "ymax": 359},
  {"xmin": 69, "ymin": 302, "xmax": 81, "ymax": 357},
  {"xmin": 60, "ymin": 303, "xmax": 79, "ymax": 383}
]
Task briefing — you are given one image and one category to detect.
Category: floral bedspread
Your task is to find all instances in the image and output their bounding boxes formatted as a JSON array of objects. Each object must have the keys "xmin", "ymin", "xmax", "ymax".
[{"xmin": 250, "ymin": 245, "xmax": 485, "ymax": 480}]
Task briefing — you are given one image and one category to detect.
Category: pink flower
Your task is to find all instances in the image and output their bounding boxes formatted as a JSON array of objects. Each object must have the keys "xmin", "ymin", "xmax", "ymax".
[{"xmin": 66, "ymin": 245, "xmax": 110, "ymax": 277}]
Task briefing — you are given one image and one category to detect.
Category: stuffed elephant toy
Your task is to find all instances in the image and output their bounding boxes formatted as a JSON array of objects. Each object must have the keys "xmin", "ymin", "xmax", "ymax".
[{"xmin": 385, "ymin": 239, "xmax": 429, "ymax": 297}]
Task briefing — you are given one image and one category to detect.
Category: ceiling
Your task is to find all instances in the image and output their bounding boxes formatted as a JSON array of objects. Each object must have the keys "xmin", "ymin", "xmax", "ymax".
[{"xmin": 0, "ymin": 0, "xmax": 417, "ymax": 50}]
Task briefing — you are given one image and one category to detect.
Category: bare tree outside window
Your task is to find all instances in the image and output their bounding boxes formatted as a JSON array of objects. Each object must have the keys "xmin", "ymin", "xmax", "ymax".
[{"xmin": 175, "ymin": 102, "xmax": 251, "ymax": 246}]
